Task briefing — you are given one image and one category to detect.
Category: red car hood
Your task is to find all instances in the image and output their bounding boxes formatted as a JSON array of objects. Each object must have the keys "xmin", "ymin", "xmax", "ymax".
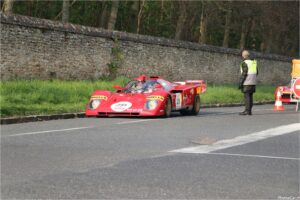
[{"xmin": 100, "ymin": 93, "xmax": 149, "ymax": 112}]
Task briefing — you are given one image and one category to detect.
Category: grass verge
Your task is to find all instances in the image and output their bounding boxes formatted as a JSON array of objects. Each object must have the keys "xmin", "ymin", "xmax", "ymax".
[
  {"xmin": 201, "ymin": 84, "xmax": 275, "ymax": 105},
  {"xmin": 0, "ymin": 79, "xmax": 275, "ymax": 117},
  {"xmin": 0, "ymin": 77, "xmax": 130, "ymax": 117}
]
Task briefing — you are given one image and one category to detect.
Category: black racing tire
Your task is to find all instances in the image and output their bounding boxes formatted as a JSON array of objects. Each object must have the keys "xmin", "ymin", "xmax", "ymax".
[
  {"xmin": 164, "ymin": 96, "xmax": 172, "ymax": 118},
  {"xmin": 190, "ymin": 95, "xmax": 201, "ymax": 115}
]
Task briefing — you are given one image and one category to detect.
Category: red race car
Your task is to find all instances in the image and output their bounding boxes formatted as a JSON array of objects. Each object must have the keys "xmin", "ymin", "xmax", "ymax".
[
  {"xmin": 85, "ymin": 75, "xmax": 206, "ymax": 117},
  {"xmin": 274, "ymin": 59, "xmax": 300, "ymax": 103}
]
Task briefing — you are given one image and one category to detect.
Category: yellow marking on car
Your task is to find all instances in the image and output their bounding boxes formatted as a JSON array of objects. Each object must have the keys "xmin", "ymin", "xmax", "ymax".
[
  {"xmin": 196, "ymin": 87, "xmax": 201, "ymax": 94},
  {"xmin": 91, "ymin": 95, "xmax": 108, "ymax": 100},
  {"xmin": 147, "ymin": 95, "xmax": 164, "ymax": 101}
]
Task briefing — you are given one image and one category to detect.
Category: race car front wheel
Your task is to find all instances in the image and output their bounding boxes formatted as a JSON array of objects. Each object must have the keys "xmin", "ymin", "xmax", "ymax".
[{"xmin": 164, "ymin": 96, "xmax": 172, "ymax": 117}]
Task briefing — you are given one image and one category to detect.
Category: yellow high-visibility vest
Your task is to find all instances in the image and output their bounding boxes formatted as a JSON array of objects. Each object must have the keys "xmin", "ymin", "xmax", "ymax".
[{"xmin": 240, "ymin": 59, "xmax": 257, "ymax": 85}]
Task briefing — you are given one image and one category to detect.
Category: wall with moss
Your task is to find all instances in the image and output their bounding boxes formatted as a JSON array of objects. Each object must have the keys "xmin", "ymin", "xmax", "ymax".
[{"xmin": 0, "ymin": 13, "xmax": 293, "ymax": 84}]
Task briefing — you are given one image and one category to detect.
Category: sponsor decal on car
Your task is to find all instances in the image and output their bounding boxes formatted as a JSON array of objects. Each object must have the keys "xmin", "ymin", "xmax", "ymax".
[
  {"xmin": 196, "ymin": 87, "xmax": 201, "ymax": 94},
  {"xmin": 111, "ymin": 101, "xmax": 132, "ymax": 112},
  {"xmin": 147, "ymin": 95, "xmax": 164, "ymax": 101},
  {"xmin": 91, "ymin": 95, "xmax": 108, "ymax": 100},
  {"xmin": 175, "ymin": 93, "xmax": 182, "ymax": 109}
]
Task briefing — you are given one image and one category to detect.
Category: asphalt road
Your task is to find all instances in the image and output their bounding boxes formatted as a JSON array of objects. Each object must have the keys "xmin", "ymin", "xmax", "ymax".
[{"xmin": 1, "ymin": 104, "xmax": 299, "ymax": 199}]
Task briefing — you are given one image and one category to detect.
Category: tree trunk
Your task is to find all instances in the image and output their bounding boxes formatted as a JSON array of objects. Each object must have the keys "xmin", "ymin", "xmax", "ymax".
[
  {"xmin": 259, "ymin": 22, "xmax": 266, "ymax": 52},
  {"xmin": 136, "ymin": 0, "xmax": 145, "ymax": 34},
  {"xmin": 2, "ymin": 0, "xmax": 14, "ymax": 14},
  {"xmin": 26, "ymin": 0, "xmax": 34, "ymax": 16},
  {"xmin": 272, "ymin": 29, "xmax": 281, "ymax": 54},
  {"xmin": 62, "ymin": 0, "xmax": 70, "ymax": 23},
  {"xmin": 99, "ymin": 1, "xmax": 108, "ymax": 28},
  {"xmin": 129, "ymin": 1, "xmax": 139, "ymax": 32},
  {"xmin": 260, "ymin": 41, "xmax": 265, "ymax": 52},
  {"xmin": 94, "ymin": 1, "xmax": 102, "ymax": 27},
  {"xmin": 198, "ymin": 2, "xmax": 207, "ymax": 44},
  {"xmin": 160, "ymin": 0, "xmax": 164, "ymax": 23},
  {"xmin": 249, "ymin": 19, "xmax": 257, "ymax": 50},
  {"xmin": 107, "ymin": 0, "xmax": 119, "ymax": 30},
  {"xmin": 188, "ymin": 14, "xmax": 197, "ymax": 41},
  {"xmin": 265, "ymin": 29, "xmax": 273, "ymax": 53},
  {"xmin": 222, "ymin": 2, "xmax": 232, "ymax": 48},
  {"xmin": 175, "ymin": 1, "xmax": 187, "ymax": 40},
  {"xmin": 239, "ymin": 20, "xmax": 247, "ymax": 50}
]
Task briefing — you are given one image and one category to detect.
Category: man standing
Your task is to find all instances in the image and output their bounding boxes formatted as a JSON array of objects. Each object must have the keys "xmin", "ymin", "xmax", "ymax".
[{"xmin": 239, "ymin": 50, "xmax": 258, "ymax": 115}]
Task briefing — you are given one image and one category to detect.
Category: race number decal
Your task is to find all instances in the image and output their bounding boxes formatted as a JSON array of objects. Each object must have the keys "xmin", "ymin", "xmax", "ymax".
[
  {"xmin": 175, "ymin": 93, "xmax": 182, "ymax": 109},
  {"xmin": 111, "ymin": 101, "xmax": 132, "ymax": 112}
]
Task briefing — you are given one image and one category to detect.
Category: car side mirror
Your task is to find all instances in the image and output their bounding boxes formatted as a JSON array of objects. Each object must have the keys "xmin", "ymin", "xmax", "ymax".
[{"xmin": 113, "ymin": 84, "xmax": 123, "ymax": 91}]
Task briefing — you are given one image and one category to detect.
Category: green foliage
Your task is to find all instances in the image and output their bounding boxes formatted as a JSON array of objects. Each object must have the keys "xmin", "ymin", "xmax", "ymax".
[
  {"xmin": 13, "ymin": 1, "xmax": 61, "ymax": 20},
  {"xmin": 116, "ymin": 1, "xmax": 136, "ymax": 32},
  {"xmin": 0, "ymin": 80, "xmax": 275, "ymax": 117},
  {"xmin": 107, "ymin": 39, "xmax": 124, "ymax": 79},
  {"xmin": 69, "ymin": 1, "xmax": 102, "ymax": 27},
  {"xmin": 10, "ymin": 1, "xmax": 299, "ymax": 56}
]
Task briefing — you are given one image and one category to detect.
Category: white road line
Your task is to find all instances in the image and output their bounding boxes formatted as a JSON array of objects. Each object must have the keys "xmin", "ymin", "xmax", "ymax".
[
  {"xmin": 117, "ymin": 119, "xmax": 163, "ymax": 125},
  {"xmin": 2, "ymin": 126, "xmax": 93, "ymax": 137},
  {"xmin": 170, "ymin": 123, "xmax": 300, "ymax": 154},
  {"xmin": 201, "ymin": 152, "xmax": 300, "ymax": 161}
]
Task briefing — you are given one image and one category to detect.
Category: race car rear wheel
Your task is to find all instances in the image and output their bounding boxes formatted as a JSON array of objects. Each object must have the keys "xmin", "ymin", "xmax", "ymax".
[
  {"xmin": 190, "ymin": 95, "xmax": 201, "ymax": 115},
  {"xmin": 164, "ymin": 96, "xmax": 172, "ymax": 117},
  {"xmin": 180, "ymin": 95, "xmax": 200, "ymax": 116}
]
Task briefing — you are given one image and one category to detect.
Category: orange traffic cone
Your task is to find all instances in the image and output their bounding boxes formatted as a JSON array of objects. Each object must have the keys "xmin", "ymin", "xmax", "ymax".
[{"xmin": 273, "ymin": 90, "xmax": 285, "ymax": 111}]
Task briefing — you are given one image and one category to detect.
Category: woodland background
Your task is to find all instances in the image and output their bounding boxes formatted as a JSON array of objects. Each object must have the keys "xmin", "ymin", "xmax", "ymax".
[{"xmin": 1, "ymin": 0, "xmax": 299, "ymax": 57}]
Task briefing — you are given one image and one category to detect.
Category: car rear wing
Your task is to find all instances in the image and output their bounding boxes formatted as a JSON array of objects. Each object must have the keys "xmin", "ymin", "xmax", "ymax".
[
  {"xmin": 292, "ymin": 59, "xmax": 300, "ymax": 79},
  {"xmin": 173, "ymin": 80, "xmax": 207, "ymax": 93}
]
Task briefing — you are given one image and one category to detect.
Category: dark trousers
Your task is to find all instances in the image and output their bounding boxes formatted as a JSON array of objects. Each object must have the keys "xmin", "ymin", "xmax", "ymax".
[{"xmin": 244, "ymin": 92, "xmax": 253, "ymax": 113}]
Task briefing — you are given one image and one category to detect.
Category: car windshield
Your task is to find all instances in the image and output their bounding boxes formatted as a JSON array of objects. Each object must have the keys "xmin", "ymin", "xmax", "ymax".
[
  {"xmin": 289, "ymin": 79, "xmax": 296, "ymax": 87},
  {"xmin": 122, "ymin": 79, "xmax": 170, "ymax": 93}
]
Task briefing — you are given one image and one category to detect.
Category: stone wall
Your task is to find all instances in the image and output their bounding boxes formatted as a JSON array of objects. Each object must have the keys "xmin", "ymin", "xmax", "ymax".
[{"xmin": 0, "ymin": 13, "xmax": 293, "ymax": 84}]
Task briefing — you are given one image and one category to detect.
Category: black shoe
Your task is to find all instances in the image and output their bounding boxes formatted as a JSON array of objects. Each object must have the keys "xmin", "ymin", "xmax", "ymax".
[{"xmin": 239, "ymin": 111, "xmax": 251, "ymax": 115}]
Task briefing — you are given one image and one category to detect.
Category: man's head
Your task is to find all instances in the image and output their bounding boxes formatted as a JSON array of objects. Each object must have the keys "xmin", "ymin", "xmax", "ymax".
[{"xmin": 241, "ymin": 50, "xmax": 250, "ymax": 59}]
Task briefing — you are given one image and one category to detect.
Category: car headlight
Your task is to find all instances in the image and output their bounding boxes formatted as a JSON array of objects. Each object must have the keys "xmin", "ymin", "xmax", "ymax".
[
  {"xmin": 89, "ymin": 99, "xmax": 101, "ymax": 109},
  {"xmin": 144, "ymin": 100, "xmax": 158, "ymax": 110}
]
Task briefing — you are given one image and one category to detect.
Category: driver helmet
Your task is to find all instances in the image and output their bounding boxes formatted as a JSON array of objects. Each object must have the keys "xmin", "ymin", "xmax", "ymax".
[{"xmin": 135, "ymin": 74, "xmax": 147, "ymax": 82}]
